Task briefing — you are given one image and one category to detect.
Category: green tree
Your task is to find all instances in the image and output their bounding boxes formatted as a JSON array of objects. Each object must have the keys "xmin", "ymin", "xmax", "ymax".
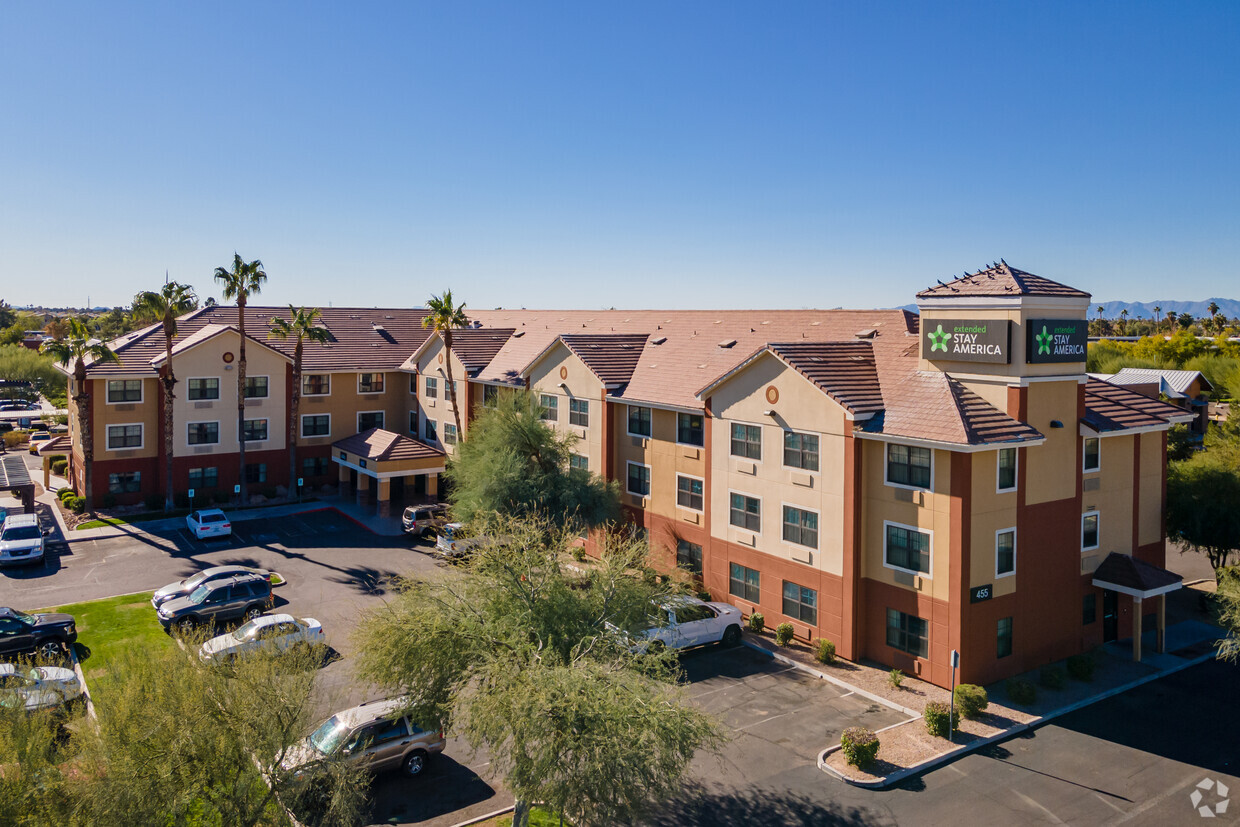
[
  {"xmin": 41, "ymin": 319, "xmax": 119, "ymax": 514},
  {"xmin": 214, "ymin": 254, "xmax": 267, "ymax": 503},
  {"xmin": 1167, "ymin": 451, "xmax": 1240, "ymax": 572},
  {"xmin": 1152, "ymin": 305, "xmax": 1161, "ymax": 333},
  {"xmin": 354, "ymin": 518, "xmax": 723, "ymax": 827},
  {"xmin": 1119, "ymin": 308, "xmax": 1129, "ymax": 335},
  {"xmin": 445, "ymin": 389, "xmax": 621, "ymax": 531},
  {"xmin": 133, "ymin": 281, "xmax": 198, "ymax": 512},
  {"xmin": 422, "ymin": 291, "xmax": 469, "ymax": 443},
  {"xmin": 269, "ymin": 306, "xmax": 332, "ymax": 494},
  {"xmin": 1217, "ymin": 566, "xmax": 1240, "ymax": 664},
  {"xmin": 0, "ymin": 345, "xmax": 64, "ymax": 401}
]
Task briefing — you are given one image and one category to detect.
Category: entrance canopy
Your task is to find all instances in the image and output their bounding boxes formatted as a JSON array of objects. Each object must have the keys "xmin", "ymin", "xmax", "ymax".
[
  {"xmin": 1091, "ymin": 552, "xmax": 1183, "ymax": 600},
  {"xmin": 332, "ymin": 428, "xmax": 446, "ymax": 479}
]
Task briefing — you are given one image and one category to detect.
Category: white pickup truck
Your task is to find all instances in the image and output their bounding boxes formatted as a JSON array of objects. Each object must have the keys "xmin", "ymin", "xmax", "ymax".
[{"xmin": 621, "ymin": 596, "xmax": 744, "ymax": 652}]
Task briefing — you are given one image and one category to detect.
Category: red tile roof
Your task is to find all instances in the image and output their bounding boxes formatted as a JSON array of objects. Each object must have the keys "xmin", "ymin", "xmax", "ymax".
[
  {"xmin": 332, "ymin": 428, "xmax": 445, "ymax": 462},
  {"xmin": 148, "ymin": 324, "xmax": 291, "ymax": 366},
  {"xmin": 1092, "ymin": 552, "xmax": 1182, "ymax": 594},
  {"xmin": 1083, "ymin": 378, "xmax": 1195, "ymax": 431},
  {"xmin": 702, "ymin": 341, "xmax": 885, "ymax": 417},
  {"xmin": 916, "ymin": 261, "xmax": 1090, "ymax": 299},
  {"xmin": 862, "ymin": 372, "xmax": 1043, "ymax": 446},
  {"xmin": 558, "ymin": 334, "xmax": 649, "ymax": 387},
  {"xmin": 443, "ymin": 328, "xmax": 516, "ymax": 374}
]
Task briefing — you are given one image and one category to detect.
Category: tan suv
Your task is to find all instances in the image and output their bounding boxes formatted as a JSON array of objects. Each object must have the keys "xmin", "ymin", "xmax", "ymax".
[{"xmin": 285, "ymin": 697, "xmax": 445, "ymax": 778}]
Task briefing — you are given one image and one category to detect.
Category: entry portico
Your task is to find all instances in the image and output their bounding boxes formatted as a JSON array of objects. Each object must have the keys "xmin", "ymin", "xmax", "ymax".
[
  {"xmin": 332, "ymin": 428, "xmax": 446, "ymax": 517},
  {"xmin": 1091, "ymin": 552, "xmax": 1184, "ymax": 662}
]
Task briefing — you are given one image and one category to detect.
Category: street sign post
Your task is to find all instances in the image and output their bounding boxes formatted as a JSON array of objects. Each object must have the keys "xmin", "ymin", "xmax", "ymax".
[
  {"xmin": 949, "ymin": 649, "xmax": 960, "ymax": 743},
  {"xmin": 188, "ymin": 488, "xmax": 195, "ymax": 512}
]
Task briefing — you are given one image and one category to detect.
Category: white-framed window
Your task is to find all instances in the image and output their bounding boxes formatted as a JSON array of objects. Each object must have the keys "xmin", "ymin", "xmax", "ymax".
[
  {"xmin": 424, "ymin": 418, "xmax": 437, "ymax": 441},
  {"xmin": 676, "ymin": 475, "xmax": 704, "ymax": 511},
  {"xmin": 242, "ymin": 418, "xmax": 268, "ymax": 442},
  {"xmin": 106, "ymin": 423, "xmax": 143, "ymax": 450},
  {"xmin": 569, "ymin": 454, "xmax": 587, "ymax": 471},
  {"xmin": 358, "ymin": 411, "xmax": 384, "ymax": 431},
  {"xmin": 885, "ymin": 443, "xmax": 932, "ymax": 490},
  {"xmin": 782, "ymin": 581, "xmax": 817, "ymax": 625},
  {"xmin": 106, "ymin": 379, "xmax": 142, "ymax": 404},
  {"xmin": 187, "ymin": 378, "xmax": 220, "ymax": 400},
  {"xmin": 409, "ymin": 411, "xmax": 417, "ymax": 434},
  {"xmin": 886, "ymin": 609, "xmax": 928, "ymax": 657},
  {"xmin": 358, "ymin": 373, "xmax": 385, "ymax": 394},
  {"xmin": 783, "ymin": 431, "xmax": 819, "ymax": 471},
  {"xmin": 729, "ymin": 562, "xmax": 760, "ymax": 603},
  {"xmin": 424, "ymin": 377, "xmax": 438, "ymax": 399},
  {"xmin": 996, "ymin": 527, "xmax": 1016, "ymax": 577},
  {"xmin": 626, "ymin": 462, "xmax": 651, "ymax": 496},
  {"xmin": 883, "ymin": 521, "xmax": 932, "ymax": 576},
  {"xmin": 301, "ymin": 414, "xmax": 331, "ymax": 438},
  {"xmin": 409, "ymin": 374, "xmax": 417, "ymax": 394},
  {"xmin": 997, "ymin": 447, "xmax": 1018, "ymax": 492},
  {"xmin": 303, "ymin": 374, "xmax": 330, "ymax": 396},
  {"xmin": 1082, "ymin": 511, "xmax": 1100, "ymax": 550},
  {"xmin": 569, "ymin": 398, "xmax": 589, "ymax": 427},
  {"xmin": 677, "ymin": 540, "xmax": 703, "ymax": 577},
  {"xmin": 107, "ymin": 471, "xmax": 141, "ymax": 494},
  {"xmin": 677, "ymin": 412, "xmax": 705, "ymax": 446},
  {"xmin": 188, "ymin": 421, "xmax": 220, "ymax": 445},
  {"xmin": 244, "ymin": 376, "xmax": 269, "ymax": 399},
  {"xmin": 1083, "ymin": 437, "xmax": 1100, "ymax": 472},
  {"xmin": 782, "ymin": 505, "xmax": 819, "ymax": 549},
  {"xmin": 540, "ymin": 394, "xmax": 558, "ymax": 421},
  {"xmin": 188, "ymin": 467, "xmax": 218, "ymax": 489},
  {"xmin": 729, "ymin": 492, "xmax": 761, "ymax": 532},
  {"xmin": 443, "ymin": 423, "xmax": 458, "ymax": 445},
  {"xmin": 730, "ymin": 423, "xmax": 762, "ymax": 460},
  {"xmin": 627, "ymin": 406, "xmax": 652, "ymax": 437}
]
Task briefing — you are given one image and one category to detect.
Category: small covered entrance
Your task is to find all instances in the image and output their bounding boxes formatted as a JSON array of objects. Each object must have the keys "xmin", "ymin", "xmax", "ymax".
[
  {"xmin": 332, "ymin": 428, "xmax": 446, "ymax": 517},
  {"xmin": 1092, "ymin": 552, "xmax": 1184, "ymax": 662},
  {"xmin": 0, "ymin": 454, "xmax": 35, "ymax": 513}
]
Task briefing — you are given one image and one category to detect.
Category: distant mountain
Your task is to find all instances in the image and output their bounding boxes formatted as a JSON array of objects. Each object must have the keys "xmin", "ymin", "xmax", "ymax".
[{"xmin": 1090, "ymin": 299, "xmax": 1240, "ymax": 320}]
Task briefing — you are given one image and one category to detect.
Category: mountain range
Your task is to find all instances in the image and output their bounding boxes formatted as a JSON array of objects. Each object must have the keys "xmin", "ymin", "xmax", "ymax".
[{"xmin": 896, "ymin": 298, "xmax": 1239, "ymax": 318}]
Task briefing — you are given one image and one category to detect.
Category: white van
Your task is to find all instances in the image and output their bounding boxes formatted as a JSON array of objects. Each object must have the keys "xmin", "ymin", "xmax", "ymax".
[{"xmin": 0, "ymin": 514, "xmax": 44, "ymax": 566}]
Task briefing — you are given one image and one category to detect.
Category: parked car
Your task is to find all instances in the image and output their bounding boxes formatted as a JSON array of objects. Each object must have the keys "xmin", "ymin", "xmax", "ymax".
[
  {"xmin": 401, "ymin": 503, "xmax": 449, "ymax": 539},
  {"xmin": 433, "ymin": 523, "xmax": 509, "ymax": 560},
  {"xmin": 27, "ymin": 431, "xmax": 51, "ymax": 454},
  {"xmin": 155, "ymin": 572, "xmax": 272, "ymax": 632},
  {"xmin": 283, "ymin": 697, "xmax": 445, "ymax": 780},
  {"xmin": 0, "ymin": 662, "xmax": 83, "ymax": 712},
  {"xmin": 612, "ymin": 596, "xmax": 744, "ymax": 653},
  {"xmin": 152, "ymin": 565, "xmax": 272, "ymax": 609},
  {"xmin": 199, "ymin": 613, "xmax": 324, "ymax": 662},
  {"xmin": 0, "ymin": 607, "xmax": 76, "ymax": 661},
  {"xmin": 186, "ymin": 509, "xmax": 231, "ymax": 540},
  {"xmin": 0, "ymin": 514, "xmax": 45, "ymax": 567}
]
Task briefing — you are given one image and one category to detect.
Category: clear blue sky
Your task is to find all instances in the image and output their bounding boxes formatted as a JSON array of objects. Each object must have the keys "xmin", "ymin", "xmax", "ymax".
[{"xmin": 2, "ymin": 2, "xmax": 1238, "ymax": 310}]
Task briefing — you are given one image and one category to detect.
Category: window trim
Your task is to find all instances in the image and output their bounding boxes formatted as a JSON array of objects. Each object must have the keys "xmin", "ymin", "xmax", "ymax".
[
  {"xmin": 302, "ymin": 374, "xmax": 331, "ymax": 397},
  {"xmin": 186, "ymin": 376, "xmax": 222, "ymax": 401},
  {"xmin": 424, "ymin": 377, "xmax": 438, "ymax": 399},
  {"xmin": 1083, "ymin": 436, "xmax": 1101, "ymax": 473},
  {"xmin": 728, "ymin": 490, "xmax": 763, "ymax": 533},
  {"xmin": 883, "ymin": 442, "xmax": 934, "ymax": 492},
  {"xmin": 995, "ymin": 526, "xmax": 1017, "ymax": 579},
  {"xmin": 357, "ymin": 372, "xmax": 386, "ymax": 395},
  {"xmin": 676, "ymin": 539, "xmax": 703, "ymax": 577},
  {"xmin": 539, "ymin": 393, "xmax": 558, "ymax": 421},
  {"xmin": 886, "ymin": 608, "xmax": 929, "ymax": 658},
  {"xmin": 443, "ymin": 423, "xmax": 458, "ymax": 445},
  {"xmin": 882, "ymin": 519, "xmax": 933, "ymax": 578},
  {"xmin": 357, "ymin": 410, "xmax": 385, "ymax": 432},
  {"xmin": 568, "ymin": 397, "xmax": 589, "ymax": 428},
  {"xmin": 626, "ymin": 405, "xmax": 652, "ymax": 438},
  {"xmin": 729, "ymin": 421, "xmax": 763, "ymax": 462},
  {"xmin": 105, "ymin": 379, "xmax": 143, "ymax": 405},
  {"xmin": 626, "ymin": 461, "xmax": 651, "ymax": 497},
  {"xmin": 423, "ymin": 418, "xmax": 438, "ymax": 442},
  {"xmin": 782, "ymin": 580, "xmax": 818, "ymax": 625},
  {"xmin": 782, "ymin": 430, "xmax": 820, "ymax": 472},
  {"xmin": 186, "ymin": 420, "xmax": 221, "ymax": 446},
  {"xmin": 300, "ymin": 413, "xmax": 331, "ymax": 439},
  {"xmin": 675, "ymin": 411, "xmax": 706, "ymax": 447},
  {"xmin": 728, "ymin": 561, "xmax": 761, "ymax": 604},
  {"xmin": 1082, "ymin": 510, "xmax": 1100, "ymax": 551},
  {"xmin": 409, "ymin": 374, "xmax": 417, "ymax": 394},
  {"xmin": 241, "ymin": 417, "xmax": 269, "ymax": 443},
  {"xmin": 675, "ymin": 473, "xmax": 705, "ymax": 513},
  {"xmin": 781, "ymin": 502, "xmax": 820, "ymax": 550},
  {"xmin": 106, "ymin": 422, "xmax": 144, "ymax": 451},
  {"xmin": 996, "ymin": 447, "xmax": 1018, "ymax": 493},
  {"xmin": 243, "ymin": 374, "xmax": 270, "ymax": 399},
  {"xmin": 107, "ymin": 470, "xmax": 142, "ymax": 494},
  {"xmin": 568, "ymin": 453, "xmax": 588, "ymax": 471}
]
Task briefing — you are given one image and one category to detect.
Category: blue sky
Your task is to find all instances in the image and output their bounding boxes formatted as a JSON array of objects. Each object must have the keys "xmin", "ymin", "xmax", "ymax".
[{"xmin": 2, "ymin": 2, "xmax": 1238, "ymax": 310}]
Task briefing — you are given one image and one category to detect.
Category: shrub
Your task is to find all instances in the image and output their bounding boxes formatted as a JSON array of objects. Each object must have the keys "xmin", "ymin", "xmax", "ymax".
[
  {"xmin": 774, "ymin": 623, "xmax": 795, "ymax": 646},
  {"xmin": 2, "ymin": 432, "xmax": 24, "ymax": 449},
  {"xmin": 924, "ymin": 700, "xmax": 958, "ymax": 738},
  {"xmin": 747, "ymin": 613, "xmax": 765, "ymax": 633},
  {"xmin": 51, "ymin": 460, "xmax": 67, "ymax": 476},
  {"xmin": 1039, "ymin": 666, "xmax": 1066, "ymax": 691},
  {"xmin": 1005, "ymin": 677, "xmax": 1037, "ymax": 705},
  {"xmin": 1066, "ymin": 653, "xmax": 1095, "ymax": 682},
  {"xmin": 954, "ymin": 684, "xmax": 988, "ymax": 719},
  {"xmin": 815, "ymin": 639, "xmax": 837, "ymax": 665},
  {"xmin": 570, "ymin": 547, "xmax": 586, "ymax": 562},
  {"xmin": 58, "ymin": 488, "xmax": 75, "ymax": 503},
  {"xmin": 888, "ymin": 668, "xmax": 904, "ymax": 689},
  {"xmin": 696, "ymin": 590, "xmax": 712, "ymax": 602},
  {"xmin": 66, "ymin": 496, "xmax": 86, "ymax": 514},
  {"xmin": 839, "ymin": 727, "xmax": 880, "ymax": 769}
]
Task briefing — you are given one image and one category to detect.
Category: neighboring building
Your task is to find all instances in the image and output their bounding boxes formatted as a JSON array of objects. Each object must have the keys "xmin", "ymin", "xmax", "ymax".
[
  {"xmin": 62, "ymin": 262, "xmax": 1192, "ymax": 687},
  {"xmin": 1090, "ymin": 367, "xmax": 1213, "ymax": 434}
]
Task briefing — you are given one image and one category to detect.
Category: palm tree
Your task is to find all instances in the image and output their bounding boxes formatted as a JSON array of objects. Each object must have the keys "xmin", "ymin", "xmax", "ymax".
[
  {"xmin": 1096, "ymin": 305, "xmax": 1104, "ymax": 321},
  {"xmin": 1153, "ymin": 306, "xmax": 1161, "ymax": 334},
  {"xmin": 1208, "ymin": 301, "xmax": 1221, "ymax": 334},
  {"xmin": 269, "ymin": 306, "xmax": 331, "ymax": 495},
  {"xmin": 422, "ymin": 291, "xmax": 469, "ymax": 444},
  {"xmin": 133, "ymin": 282, "xmax": 198, "ymax": 512},
  {"xmin": 40, "ymin": 319, "xmax": 120, "ymax": 515},
  {"xmin": 213, "ymin": 254, "xmax": 267, "ymax": 503},
  {"xmin": 1119, "ymin": 308, "xmax": 1129, "ymax": 336},
  {"xmin": 1166, "ymin": 310, "xmax": 1177, "ymax": 335}
]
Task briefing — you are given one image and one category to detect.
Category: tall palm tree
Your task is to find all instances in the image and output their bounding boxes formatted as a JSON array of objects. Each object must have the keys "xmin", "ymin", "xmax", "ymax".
[
  {"xmin": 269, "ymin": 306, "xmax": 331, "ymax": 495},
  {"xmin": 422, "ymin": 291, "xmax": 469, "ymax": 444},
  {"xmin": 1152, "ymin": 306, "xmax": 1161, "ymax": 334},
  {"xmin": 1208, "ymin": 301, "xmax": 1221, "ymax": 333},
  {"xmin": 213, "ymin": 254, "xmax": 267, "ymax": 503},
  {"xmin": 1096, "ymin": 305, "xmax": 1104, "ymax": 321},
  {"xmin": 133, "ymin": 281, "xmax": 198, "ymax": 512},
  {"xmin": 40, "ymin": 319, "xmax": 120, "ymax": 515},
  {"xmin": 1166, "ymin": 310, "xmax": 1177, "ymax": 334},
  {"xmin": 1119, "ymin": 308, "xmax": 1129, "ymax": 336}
]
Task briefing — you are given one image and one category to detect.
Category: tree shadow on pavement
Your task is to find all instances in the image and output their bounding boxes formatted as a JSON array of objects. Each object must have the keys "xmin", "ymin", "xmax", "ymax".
[
  {"xmin": 366, "ymin": 754, "xmax": 501, "ymax": 824},
  {"xmin": 645, "ymin": 782, "xmax": 884, "ymax": 827}
]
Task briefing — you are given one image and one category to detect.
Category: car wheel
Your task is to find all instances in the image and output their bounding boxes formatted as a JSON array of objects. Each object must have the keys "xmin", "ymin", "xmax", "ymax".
[
  {"xmin": 721, "ymin": 625, "xmax": 742, "ymax": 648},
  {"xmin": 177, "ymin": 616, "xmax": 198, "ymax": 634},
  {"xmin": 244, "ymin": 605, "xmax": 264, "ymax": 622},
  {"xmin": 401, "ymin": 750, "xmax": 429, "ymax": 777},
  {"xmin": 36, "ymin": 640, "xmax": 65, "ymax": 661}
]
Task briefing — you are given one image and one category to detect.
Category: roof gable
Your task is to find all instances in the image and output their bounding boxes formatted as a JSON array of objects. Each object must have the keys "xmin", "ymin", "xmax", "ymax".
[
  {"xmin": 863, "ymin": 372, "xmax": 1043, "ymax": 446},
  {"xmin": 1083, "ymin": 378, "xmax": 1195, "ymax": 431},
  {"xmin": 525, "ymin": 333, "xmax": 649, "ymax": 388},
  {"xmin": 149, "ymin": 324, "xmax": 292, "ymax": 366},
  {"xmin": 917, "ymin": 261, "xmax": 1090, "ymax": 299}
]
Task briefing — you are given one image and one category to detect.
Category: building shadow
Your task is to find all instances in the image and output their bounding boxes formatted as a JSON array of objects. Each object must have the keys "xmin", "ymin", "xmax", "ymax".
[{"xmin": 644, "ymin": 782, "xmax": 881, "ymax": 826}]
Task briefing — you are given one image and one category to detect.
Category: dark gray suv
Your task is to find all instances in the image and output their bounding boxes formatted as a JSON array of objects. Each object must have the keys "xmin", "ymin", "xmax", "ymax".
[{"xmin": 155, "ymin": 573, "xmax": 272, "ymax": 632}]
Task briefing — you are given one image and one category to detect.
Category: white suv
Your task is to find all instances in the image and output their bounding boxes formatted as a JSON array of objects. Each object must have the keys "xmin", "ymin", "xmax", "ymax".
[
  {"xmin": 620, "ymin": 596, "xmax": 744, "ymax": 652},
  {"xmin": 0, "ymin": 514, "xmax": 44, "ymax": 567}
]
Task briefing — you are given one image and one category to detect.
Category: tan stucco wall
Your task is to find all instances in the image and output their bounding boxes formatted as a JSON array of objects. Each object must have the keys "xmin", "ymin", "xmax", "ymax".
[
  {"xmin": 413, "ymin": 337, "xmax": 470, "ymax": 456},
  {"xmin": 173, "ymin": 333, "xmax": 288, "ymax": 456},
  {"xmin": 614, "ymin": 407, "xmax": 707, "ymax": 531},
  {"xmin": 1083, "ymin": 433, "xmax": 1134, "ymax": 557},
  {"xmin": 93, "ymin": 376, "xmax": 160, "ymax": 461},
  {"xmin": 918, "ymin": 298, "xmax": 1089, "ymax": 380},
  {"xmin": 298, "ymin": 369, "xmax": 415, "ymax": 448},
  {"xmin": 527, "ymin": 341, "xmax": 605, "ymax": 473},
  {"xmin": 1138, "ymin": 432, "xmax": 1164, "ymax": 546},
  {"xmin": 969, "ymin": 449, "xmax": 1020, "ymax": 597},
  {"xmin": 1023, "ymin": 380, "xmax": 1081, "ymax": 506}
]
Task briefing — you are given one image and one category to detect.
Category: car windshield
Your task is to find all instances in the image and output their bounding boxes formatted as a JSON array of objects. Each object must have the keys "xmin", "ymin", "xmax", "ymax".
[
  {"xmin": 9, "ymin": 610, "xmax": 34, "ymax": 623},
  {"xmin": 308, "ymin": 716, "xmax": 351, "ymax": 755},
  {"xmin": 234, "ymin": 619, "xmax": 262, "ymax": 641},
  {"xmin": 188, "ymin": 585, "xmax": 211, "ymax": 605},
  {"xmin": 2, "ymin": 526, "xmax": 40, "ymax": 542},
  {"xmin": 182, "ymin": 572, "xmax": 210, "ymax": 590}
]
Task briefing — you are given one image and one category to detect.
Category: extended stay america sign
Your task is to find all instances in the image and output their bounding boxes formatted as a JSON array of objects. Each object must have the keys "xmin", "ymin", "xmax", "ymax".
[
  {"xmin": 922, "ymin": 319, "xmax": 1011, "ymax": 364},
  {"xmin": 1026, "ymin": 318, "xmax": 1088, "ymax": 363}
]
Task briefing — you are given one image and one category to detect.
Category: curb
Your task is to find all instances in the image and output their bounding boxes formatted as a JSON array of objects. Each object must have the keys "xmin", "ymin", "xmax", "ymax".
[
  {"xmin": 817, "ymin": 646, "xmax": 1220, "ymax": 788},
  {"xmin": 450, "ymin": 805, "xmax": 516, "ymax": 827},
  {"xmin": 68, "ymin": 643, "xmax": 97, "ymax": 722},
  {"xmin": 741, "ymin": 639, "xmax": 921, "ymax": 718}
]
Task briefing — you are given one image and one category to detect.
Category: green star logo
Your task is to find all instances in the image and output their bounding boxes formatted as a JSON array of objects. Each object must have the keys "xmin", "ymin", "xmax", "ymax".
[
  {"xmin": 927, "ymin": 324, "xmax": 951, "ymax": 353},
  {"xmin": 1035, "ymin": 325, "xmax": 1052, "ymax": 355}
]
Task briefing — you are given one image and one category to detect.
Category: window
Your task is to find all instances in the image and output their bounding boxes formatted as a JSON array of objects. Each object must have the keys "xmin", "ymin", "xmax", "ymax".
[
  {"xmin": 626, "ymin": 463, "xmax": 650, "ymax": 496},
  {"xmin": 729, "ymin": 493, "xmax": 761, "ymax": 532},
  {"xmin": 886, "ymin": 609, "xmax": 928, "ymax": 657},
  {"xmin": 730, "ymin": 423, "xmax": 761, "ymax": 460},
  {"xmin": 188, "ymin": 467, "xmax": 218, "ymax": 489},
  {"xmin": 188, "ymin": 378, "xmax": 220, "ymax": 400},
  {"xmin": 569, "ymin": 398, "xmax": 589, "ymax": 427},
  {"xmin": 303, "ymin": 374, "xmax": 330, "ymax": 396},
  {"xmin": 245, "ymin": 463, "xmax": 267, "ymax": 484},
  {"xmin": 482, "ymin": 385, "xmax": 498, "ymax": 408},
  {"xmin": 107, "ymin": 471, "xmax": 141, "ymax": 494},
  {"xmin": 303, "ymin": 457, "xmax": 330, "ymax": 477},
  {"xmin": 443, "ymin": 423, "xmax": 458, "ymax": 445},
  {"xmin": 358, "ymin": 373, "xmax": 385, "ymax": 394},
  {"xmin": 997, "ymin": 617, "xmax": 1013, "ymax": 658},
  {"xmin": 107, "ymin": 379, "xmax": 142, "ymax": 403},
  {"xmin": 358, "ymin": 411, "xmax": 384, "ymax": 431},
  {"xmin": 242, "ymin": 419, "xmax": 268, "ymax": 442},
  {"xmin": 782, "ymin": 506, "xmax": 819, "ymax": 549},
  {"xmin": 676, "ymin": 540, "xmax": 702, "ymax": 576},
  {"xmin": 107, "ymin": 424, "xmax": 142, "ymax": 450},
  {"xmin": 1083, "ymin": 593, "xmax": 1097, "ymax": 625},
  {"xmin": 782, "ymin": 582, "xmax": 817, "ymax": 625},
  {"xmin": 1083, "ymin": 437, "xmax": 1100, "ymax": 472},
  {"xmin": 244, "ymin": 376, "xmax": 269, "ymax": 399},
  {"xmin": 997, "ymin": 447, "xmax": 1017, "ymax": 491},
  {"xmin": 886, "ymin": 443, "xmax": 932, "ymax": 489},
  {"xmin": 676, "ymin": 475, "xmax": 703, "ymax": 511},
  {"xmin": 996, "ymin": 528, "xmax": 1016, "ymax": 577},
  {"xmin": 884, "ymin": 523, "xmax": 931, "ymax": 575},
  {"xmin": 627, "ymin": 406, "xmax": 652, "ymax": 437},
  {"xmin": 424, "ymin": 377, "xmax": 438, "ymax": 398},
  {"xmin": 729, "ymin": 563, "xmax": 760, "ymax": 603},
  {"xmin": 424, "ymin": 419, "xmax": 437, "ymax": 441},
  {"xmin": 188, "ymin": 422, "xmax": 219, "ymax": 445},
  {"xmin": 677, "ymin": 413, "xmax": 704, "ymax": 446},
  {"xmin": 409, "ymin": 374, "xmax": 417, "ymax": 394},
  {"xmin": 301, "ymin": 414, "xmax": 330, "ymax": 438},
  {"xmin": 784, "ymin": 432, "xmax": 819, "ymax": 471},
  {"xmin": 540, "ymin": 394, "xmax": 558, "ymax": 421},
  {"xmin": 1082, "ymin": 512, "xmax": 1099, "ymax": 550},
  {"xmin": 409, "ymin": 412, "xmax": 417, "ymax": 434},
  {"xmin": 569, "ymin": 454, "xmax": 588, "ymax": 471}
]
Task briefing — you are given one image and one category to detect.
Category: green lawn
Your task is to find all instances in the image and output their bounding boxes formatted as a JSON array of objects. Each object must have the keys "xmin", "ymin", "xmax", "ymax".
[
  {"xmin": 497, "ymin": 807, "xmax": 565, "ymax": 827},
  {"xmin": 74, "ymin": 517, "xmax": 131, "ymax": 530},
  {"xmin": 46, "ymin": 591, "xmax": 175, "ymax": 694}
]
